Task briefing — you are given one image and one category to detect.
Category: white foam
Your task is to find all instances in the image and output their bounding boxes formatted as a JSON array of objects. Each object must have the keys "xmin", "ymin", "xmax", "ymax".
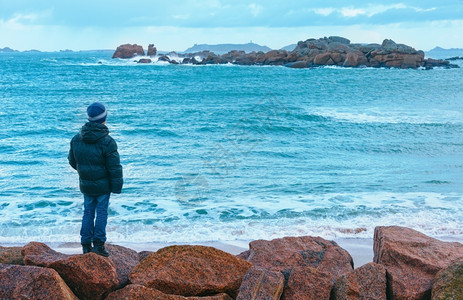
[
  {"xmin": 0, "ymin": 192, "xmax": 462, "ymax": 244},
  {"xmin": 312, "ymin": 107, "xmax": 463, "ymax": 124}
]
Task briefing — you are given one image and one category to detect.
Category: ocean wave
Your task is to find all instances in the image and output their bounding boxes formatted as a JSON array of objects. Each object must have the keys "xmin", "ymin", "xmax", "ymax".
[
  {"xmin": 0, "ymin": 192, "xmax": 461, "ymax": 244},
  {"xmin": 311, "ymin": 108, "xmax": 463, "ymax": 124}
]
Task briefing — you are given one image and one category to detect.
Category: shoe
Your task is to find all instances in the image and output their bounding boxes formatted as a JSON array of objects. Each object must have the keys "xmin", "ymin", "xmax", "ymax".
[
  {"xmin": 82, "ymin": 243, "xmax": 93, "ymax": 254},
  {"xmin": 92, "ymin": 240, "xmax": 109, "ymax": 257}
]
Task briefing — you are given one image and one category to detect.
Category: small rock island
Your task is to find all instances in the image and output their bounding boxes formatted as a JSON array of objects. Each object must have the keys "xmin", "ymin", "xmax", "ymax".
[{"xmin": 112, "ymin": 36, "xmax": 458, "ymax": 69}]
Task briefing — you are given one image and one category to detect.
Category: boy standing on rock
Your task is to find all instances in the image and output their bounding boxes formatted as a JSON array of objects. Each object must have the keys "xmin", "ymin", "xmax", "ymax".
[{"xmin": 68, "ymin": 102, "xmax": 123, "ymax": 256}]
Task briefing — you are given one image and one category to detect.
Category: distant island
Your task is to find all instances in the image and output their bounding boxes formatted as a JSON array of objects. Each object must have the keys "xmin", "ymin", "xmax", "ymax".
[
  {"xmin": 183, "ymin": 42, "xmax": 271, "ymax": 55},
  {"xmin": 0, "ymin": 47, "xmax": 19, "ymax": 53},
  {"xmin": 425, "ymin": 47, "xmax": 463, "ymax": 60},
  {"xmin": 0, "ymin": 47, "xmax": 115, "ymax": 53},
  {"xmin": 280, "ymin": 44, "xmax": 297, "ymax": 51},
  {"xmin": 112, "ymin": 36, "xmax": 459, "ymax": 69}
]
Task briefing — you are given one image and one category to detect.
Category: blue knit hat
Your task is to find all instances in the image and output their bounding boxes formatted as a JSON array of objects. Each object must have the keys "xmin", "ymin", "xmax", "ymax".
[{"xmin": 87, "ymin": 102, "xmax": 107, "ymax": 124}]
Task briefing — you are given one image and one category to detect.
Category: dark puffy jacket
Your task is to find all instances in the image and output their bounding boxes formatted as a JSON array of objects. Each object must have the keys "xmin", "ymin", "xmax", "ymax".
[{"xmin": 68, "ymin": 122, "xmax": 123, "ymax": 196}]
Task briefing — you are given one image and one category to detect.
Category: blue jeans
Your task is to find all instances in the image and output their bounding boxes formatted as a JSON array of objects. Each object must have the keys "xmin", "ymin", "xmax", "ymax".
[{"xmin": 80, "ymin": 194, "xmax": 110, "ymax": 244}]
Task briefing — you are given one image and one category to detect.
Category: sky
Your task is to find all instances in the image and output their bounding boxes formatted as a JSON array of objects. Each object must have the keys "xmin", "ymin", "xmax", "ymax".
[{"xmin": 0, "ymin": 0, "xmax": 462, "ymax": 52}]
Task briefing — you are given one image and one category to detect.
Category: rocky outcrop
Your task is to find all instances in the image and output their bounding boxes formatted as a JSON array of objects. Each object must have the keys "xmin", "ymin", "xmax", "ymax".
[
  {"xmin": 22, "ymin": 242, "xmax": 119, "ymax": 300},
  {"xmin": 236, "ymin": 266, "xmax": 284, "ymax": 300},
  {"xmin": 112, "ymin": 37, "xmax": 458, "ymax": 69},
  {"xmin": 290, "ymin": 36, "xmax": 431, "ymax": 69},
  {"xmin": 431, "ymin": 260, "xmax": 463, "ymax": 300},
  {"xmin": 130, "ymin": 245, "xmax": 252, "ymax": 298},
  {"xmin": 374, "ymin": 226, "xmax": 463, "ymax": 299},
  {"xmin": 147, "ymin": 44, "xmax": 157, "ymax": 56},
  {"xmin": 333, "ymin": 262, "xmax": 387, "ymax": 300},
  {"xmin": 0, "ymin": 263, "xmax": 77, "ymax": 299},
  {"xmin": 0, "ymin": 246, "xmax": 24, "ymax": 265},
  {"xmin": 112, "ymin": 44, "xmax": 145, "ymax": 58}
]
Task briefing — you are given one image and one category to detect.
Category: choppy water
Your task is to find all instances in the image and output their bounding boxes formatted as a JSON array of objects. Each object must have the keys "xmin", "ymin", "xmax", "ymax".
[{"xmin": 0, "ymin": 51, "xmax": 462, "ymax": 244}]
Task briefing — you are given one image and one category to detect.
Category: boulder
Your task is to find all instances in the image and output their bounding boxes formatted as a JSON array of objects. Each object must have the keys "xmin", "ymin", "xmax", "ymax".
[
  {"xmin": 260, "ymin": 50, "xmax": 288, "ymax": 65},
  {"xmin": 0, "ymin": 263, "xmax": 77, "ymax": 299},
  {"xmin": 327, "ymin": 42, "xmax": 352, "ymax": 54},
  {"xmin": 285, "ymin": 51, "xmax": 300, "ymax": 63},
  {"xmin": 286, "ymin": 61, "xmax": 309, "ymax": 69},
  {"xmin": 50, "ymin": 253, "xmax": 119, "ymax": 300},
  {"xmin": 190, "ymin": 57, "xmax": 201, "ymax": 64},
  {"xmin": 147, "ymin": 44, "xmax": 157, "ymax": 57},
  {"xmin": 306, "ymin": 39, "xmax": 329, "ymax": 51},
  {"xmin": 113, "ymin": 44, "xmax": 145, "ymax": 59},
  {"xmin": 333, "ymin": 262, "xmax": 387, "ymax": 300},
  {"xmin": 137, "ymin": 59, "xmax": 152, "ymax": 64},
  {"xmin": 0, "ymin": 246, "xmax": 23, "ymax": 265},
  {"xmin": 305, "ymin": 49, "xmax": 320, "ymax": 63},
  {"xmin": 374, "ymin": 226, "xmax": 463, "ymax": 300},
  {"xmin": 329, "ymin": 36, "xmax": 351, "ymax": 45},
  {"xmin": 201, "ymin": 54, "xmax": 227, "ymax": 64},
  {"xmin": 105, "ymin": 244, "xmax": 140, "ymax": 288},
  {"xmin": 22, "ymin": 241, "xmax": 69, "ymax": 266},
  {"xmin": 330, "ymin": 52, "xmax": 346, "ymax": 65},
  {"xmin": 23, "ymin": 242, "xmax": 118, "ymax": 300},
  {"xmin": 314, "ymin": 52, "xmax": 333, "ymax": 65},
  {"xmin": 359, "ymin": 43, "xmax": 382, "ymax": 54},
  {"xmin": 158, "ymin": 55, "xmax": 171, "ymax": 63},
  {"xmin": 370, "ymin": 52, "xmax": 423, "ymax": 69},
  {"xmin": 432, "ymin": 260, "xmax": 463, "ymax": 300},
  {"xmin": 246, "ymin": 236, "xmax": 353, "ymax": 280},
  {"xmin": 368, "ymin": 57, "xmax": 381, "ymax": 68},
  {"xmin": 381, "ymin": 39, "xmax": 398, "ymax": 52},
  {"xmin": 105, "ymin": 284, "xmax": 233, "ymax": 300},
  {"xmin": 343, "ymin": 52, "xmax": 368, "ymax": 67},
  {"xmin": 424, "ymin": 58, "xmax": 456, "ymax": 69},
  {"xmin": 281, "ymin": 267, "xmax": 333, "ymax": 300},
  {"xmin": 130, "ymin": 245, "xmax": 252, "ymax": 298},
  {"xmin": 400, "ymin": 54, "xmax": 422, "ymax": 69},
  {"xmin": 234, "ymin": 54, "xmax": 257, "ymax": 65},
  {"xmin": 396, "ymin": 43, "xmax": 417, "ymax": 54},
  {"xmin": 236, "ymin": 266, "xmax": 284, "ymax": 300}
]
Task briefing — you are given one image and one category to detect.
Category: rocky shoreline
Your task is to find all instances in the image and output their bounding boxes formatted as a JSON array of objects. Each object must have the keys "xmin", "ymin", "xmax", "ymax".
[
  {"xmin": 1, "ymin": 226, "xmax": 463, "ymax": 299},
  {"xmin": 112, "ymin": 37, "xmax": 459, "ymax": 69}
]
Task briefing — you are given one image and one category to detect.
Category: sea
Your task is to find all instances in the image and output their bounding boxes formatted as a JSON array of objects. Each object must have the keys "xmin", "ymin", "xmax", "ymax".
[{"xmin": 0, "ymin": 51, "xmax": 462, "ymax": 245}]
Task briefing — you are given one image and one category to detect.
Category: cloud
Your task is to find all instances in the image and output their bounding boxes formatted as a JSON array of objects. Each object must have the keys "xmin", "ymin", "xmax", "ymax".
[
  {"xmin": 1, "ymin": 1, "xmax": 462, "ymax": 51},
  {"xmin": 340, "ymin": 8, "xmax": 366, "ymax": 17},
  {"xmin": 0, "ymin": 9, "xmax": 52, "ymax": 28},
  {"xmin": 0, "ymin": 1, "xmax": 460, "ymax": 28},
  {"xmin": 310, "ymin": 4, "xmax": 439, "ymax": 19}
]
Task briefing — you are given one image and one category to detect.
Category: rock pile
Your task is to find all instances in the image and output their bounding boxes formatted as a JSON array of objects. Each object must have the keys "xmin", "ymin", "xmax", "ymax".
[{"xmin": 1, "ymin": 226, "xmax": 463, "ymax": 299}]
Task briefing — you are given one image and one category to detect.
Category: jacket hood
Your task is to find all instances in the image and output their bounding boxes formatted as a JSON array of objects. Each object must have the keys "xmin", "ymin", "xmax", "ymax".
[{"xmin": 80, "ymin": 122, "xmax": 109, "ymax": 144}]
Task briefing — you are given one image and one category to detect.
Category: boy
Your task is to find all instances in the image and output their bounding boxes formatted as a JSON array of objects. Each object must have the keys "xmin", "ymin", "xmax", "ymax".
[{"xmin": 68, "ymin": 102, "xmax": 123, "ymax": 256}]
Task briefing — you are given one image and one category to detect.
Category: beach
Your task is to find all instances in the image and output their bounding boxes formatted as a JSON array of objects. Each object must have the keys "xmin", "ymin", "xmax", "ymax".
[
  {"xmin": 3, "ymin": 226, "xmax": 463, "ymax": 299},
  {"xmin": 1, "ymin": 50, "xmax": 463, "ymax": 299}
]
